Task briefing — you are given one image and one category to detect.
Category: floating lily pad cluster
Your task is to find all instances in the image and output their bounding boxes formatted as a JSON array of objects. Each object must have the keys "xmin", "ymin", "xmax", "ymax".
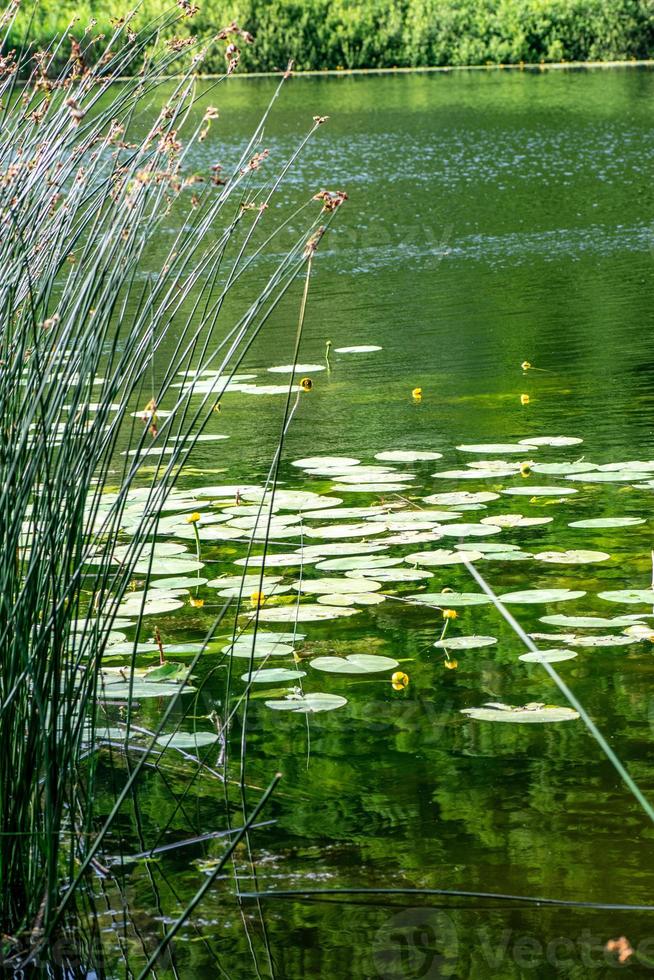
[{"xmin": 94, "ymin": 429, "xmax": 654, "ymax": 738}]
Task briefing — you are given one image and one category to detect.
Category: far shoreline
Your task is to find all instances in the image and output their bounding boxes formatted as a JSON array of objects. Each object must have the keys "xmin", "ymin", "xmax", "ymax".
[{"xmin": 113, "ymin": 57, "xmax": 654, "ymax": 82}]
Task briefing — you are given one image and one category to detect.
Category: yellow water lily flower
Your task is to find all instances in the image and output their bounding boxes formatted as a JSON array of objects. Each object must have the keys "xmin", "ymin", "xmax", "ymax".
[
  {"xmin": 412, "ymin": 387, "xmax": 422, "ymax": 400},
  {"xmin": 520, "ymin": 461, "xmax": 531, "ymax": 477},
  {"xmin": 520, "ymin": 393, "xmax": 530, "ymax": 405},
  {"xmin": 300, "ymin": 377, "xmax": 313, "ymax": 391},
  {"xmin": 391, "ymin": 671, "xmax": 409, "ymax": 690},
  {"xmin": 186, "ymin": 512, "xmax": 201, "ymax": 524},
  {"xmin": 521, "ymin": 361, "xmax": 532, "ymax": 371},
  {"xmin": 442, "ymin": 608, "xmax": 458, "ymax": 620},
  {"xmin": 250, "ymin": 591, "xmax": 266, "ymax": 607},
  {"xmin": 444, "ymin": 659, "xmax": 458, "ymax": 670},
  {"xmin": 189, "ymin": 597, "xmax": 204, "ymax": 608}
]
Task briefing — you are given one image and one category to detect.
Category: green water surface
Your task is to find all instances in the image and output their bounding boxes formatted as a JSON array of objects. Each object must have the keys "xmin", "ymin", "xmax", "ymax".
[{"xmin": 95, "ymin": 67, "xmax": 654, "ymax": 979}]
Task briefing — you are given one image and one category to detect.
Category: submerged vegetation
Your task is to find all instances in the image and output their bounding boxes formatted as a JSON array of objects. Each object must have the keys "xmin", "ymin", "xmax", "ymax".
[{"xmin": 4, "ymin": 0, "xmax": 654, "ymax": 74}]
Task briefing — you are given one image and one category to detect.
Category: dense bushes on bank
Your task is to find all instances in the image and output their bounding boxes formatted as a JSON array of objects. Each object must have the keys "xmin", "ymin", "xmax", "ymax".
[{"xmin": 6, "ymin": 0, "xmax": 654, "ymax": 72}]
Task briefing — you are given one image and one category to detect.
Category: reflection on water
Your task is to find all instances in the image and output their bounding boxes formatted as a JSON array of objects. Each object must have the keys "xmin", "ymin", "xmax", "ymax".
[{"xmin": 97, "ymin": 68, "xmax": 654, "ymax": 977}]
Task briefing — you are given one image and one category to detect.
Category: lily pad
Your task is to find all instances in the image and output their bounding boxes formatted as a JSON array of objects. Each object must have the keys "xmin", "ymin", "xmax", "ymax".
[
  {"xmin": 316, "ymin": 556, "xmax": 403, "ymax": 571},
  {"xmin": 374, "ymin": 450, "xmax": 443, "ymax": 462},
  {"xmin": 383, "ymin": 531, "xmax": 444, "ymax": 545},
  {"xmin": 234, "ymin": 384, "xmax": 303, "ymax": 396},
  {"xmin": 540, "ymin": 614, "xmax": 636, "ymax": 628},
  {"xmin": 499, "ymin": 589, "xmax": 586, "ymax": 604},
  {"xmin": 432, "ymin": 468, "xmax": 517, "ymax": 480},
  {"xmin": 222, "ymin": 630, "xmax": 303, "ymax": 647},
  {"xmin": 462, "ymin": 702, "xmax": 579, "ymax": 723},
  {"xmin": 223, "ymin": 640, "xmax": 294, "ymax": 658},
  {"xmin": 370, "ymin": 510, "xmax": 461, "ymax": 525},
  {"xmin": 405, "ymin": 549, "xmax": 483, "ymax": 566},
  {"xmin": 334, "ymin": 345, "xmax": 382, "ymax": 353},
  {"xmin": 530, "ymin": 462, "xmax": 597, "ymax": 475},
  {"xmin": 351, "ymin": 567, "xmax": 433, "ymax": 582},
  {"xmin": 564, "ymin": 634, "xmax": 634, "ymax": 647},
  {"xmin": 519, "ymin": 650, "xmax": 577, "ymax": 663},
  {"xmin": 234, "ymin": 553, "xmax": 319, "ymax": 568},
  {"xmin": 598, "ymin": 590, "xmax": 654, "ymax": 604},
  {"xmin": 215, "ymin": 584, "xmax": 291, "ymax": 599},
  {"xmin": 334, "ymin": 483, "xmax": 412, "ymax": 493},
  {"xmin": 519, "ymin": 436, "xmax": 582, "ymax": 447},
  {"xmin": 291, "ymin": 577, "xmax": 382, "ymax": 594},
  {"xmin": 333, "ymin": 472, "xmax": 414, "ymax": 485},
  {"xmin": 136, "ymin": 558, "xmax": 204, "ymax": 575},
  {"xmin": 207, "ymin": 575, "xmax": 282, "ymax": 590},
  {"xmin": 406, "ymin": 592, "xmax": 491, "ymax": 607},
  {"xmin": 566, "ymin": 471, "xmax": 651, "ymax": 483},
  {"xmin": 305, "ymin": 523, "xmax": 387, "ymax": 539},
  {"xmin": 298, "ymin": 542, "xmax": 388, "ymax": 558},
  {"xmin": 598, "ymin": 460, "xmax": 654, "ymax": 472},
  {"xmin": 457, "ymin": 443, "xmax": 538, "ymax": 454},
  {"xmin": 119, "ymin": 597, "xmax": 185, "ymax": 617},
  {"xmin": 265, "ymin": 692, "xmax": 348, "ymax": 712},
  {"xmin": 244, "ymin": 490, "xmax": 343, "ymax": 510},
  {"xmin": 482, "ymin": 551, "xmax": 533, "ymax": 561},
  {"xmin": 267, "ymin": 364, "xmax": 326, "ymax": 373},
  {"xmin": 99, "ymin": 681, "xmax": 191, "ymax": 700},
  {"xmin": 467, "ymin": 460, "xmax": 522, "ymax": 473},
  {"xmin": 151, "ymin": 576, "xmax": 209, "ymax": 590},
  {"xmin": 423, "ymin": 491, "xmax": 499, "ymax": 505},
  {"xmin": 292, "ymin": 456, "xmax": 360, "ymax": 468},
  {"xmin": 456, "ymin": 542, "xmax": 520, "ymax": 552},
  {"xmin": 241, "ymin": 668, "xmax": 305, "ymax": 683},
  {"xmin": 226, "ymin": 514, "xmax": 302, "ymax": 531},
  {"xmin": 623, "ymin": 624, "xmax": 654, "ymax": 639},
  {"xmin": 568, "ymin": 517, "xmax": 646, "ymax": 529},
  {"xmin": 302, "ymin": 506, "xmax": 392, "ymax": 520},
  {"xmin": 316, "ymin": 592, "xmax": 386, "ymax": 606},
  {"xmin": 156, "ymin": 732, "xmax": 220, "ymax": 750},
  {"xmin": 534, "ymin": 550, "xmax": 610, "ymax": 564},
  {"xmin": 310, "ymin": 654, "xmax": 399, "ymax": 674},
  {"xmin": 433, "ymin": 635, "xmax": 497, "ymax": 650},
  {"xmin": 437, "ymin": 522, "xmax": 502, "ymax": 537},
  {"xmin": 257, "ymin": 605, "xmax": 360, "ymax": 622},
  {"xmin": 481, "ymin": 514, "xmax": 552, "ymax": 528},
  {"xmin": 102, "ymin": 642, "xmax": 159, "ymax": 656},
  {"xmin": 502, "ymin": 486, "xmax": 578, "ymax": 496}
]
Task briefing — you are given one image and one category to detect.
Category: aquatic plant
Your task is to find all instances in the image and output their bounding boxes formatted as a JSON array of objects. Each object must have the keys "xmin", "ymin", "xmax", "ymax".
[{"xmin": 0, "ymin": 7, "xmax": 341, "ymax": 967}]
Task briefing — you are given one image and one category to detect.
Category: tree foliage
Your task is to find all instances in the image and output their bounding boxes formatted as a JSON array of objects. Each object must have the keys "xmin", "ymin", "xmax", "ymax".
[{"xmin": 6, "ymin": 0, "xmax": 654, "ymax": 73}]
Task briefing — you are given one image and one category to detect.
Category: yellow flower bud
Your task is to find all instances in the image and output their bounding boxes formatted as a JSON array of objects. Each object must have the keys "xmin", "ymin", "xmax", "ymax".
[
  {"xmin": 444, "ymin": 659, "xmax": 458, "ymax": 670},
  {"xmin": 391, "ymin": 671, "xmax": 409, "ymax": 690},
  {"xmin": 250, "ymin": 591, "xmax": 266, "ymax": 607},
  {"xmin": 520, "ymin": 461, "xmax": 531, "ymax": 477},
  {"xmin": 412, "ymin": 387, "xmax": 422, "ymax": 399},
  {"xmin": 442, "ymin": 608, "xmax": 458, "ymax": 620},
  {"xmin": 186, "ymin": 512, "xmax": 201, "ymax": 524},
  {"xmin": 300, "ymin": 377, "xmax": 313, "ymax": 391},
  {"xmin": 520, "ymin": 393, "xmax": 530, "ymax": 405}
]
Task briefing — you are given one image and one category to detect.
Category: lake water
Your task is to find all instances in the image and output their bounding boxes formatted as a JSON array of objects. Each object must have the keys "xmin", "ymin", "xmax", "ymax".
[{"xmin": 97, "ymin": 68, "xmax": 654, "ymax": 977}]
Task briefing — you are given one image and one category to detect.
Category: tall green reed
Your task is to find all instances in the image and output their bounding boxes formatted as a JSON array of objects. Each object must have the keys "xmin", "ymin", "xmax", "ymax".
[{"xmin": 0, "ymin": 4, "xmax": 341, "ymax": 967}]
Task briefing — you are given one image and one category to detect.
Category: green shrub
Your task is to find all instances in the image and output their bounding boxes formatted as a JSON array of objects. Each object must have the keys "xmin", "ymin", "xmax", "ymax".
[{"xmin": 5, "ymin": 0, "xmax": 654, "ymax": 72}]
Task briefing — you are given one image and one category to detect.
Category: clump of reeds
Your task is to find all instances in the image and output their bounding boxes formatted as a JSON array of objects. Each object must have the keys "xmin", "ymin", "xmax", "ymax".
[{"xmin": 0, "ymin": 4, "xmax": 341, "ymax": 968}]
